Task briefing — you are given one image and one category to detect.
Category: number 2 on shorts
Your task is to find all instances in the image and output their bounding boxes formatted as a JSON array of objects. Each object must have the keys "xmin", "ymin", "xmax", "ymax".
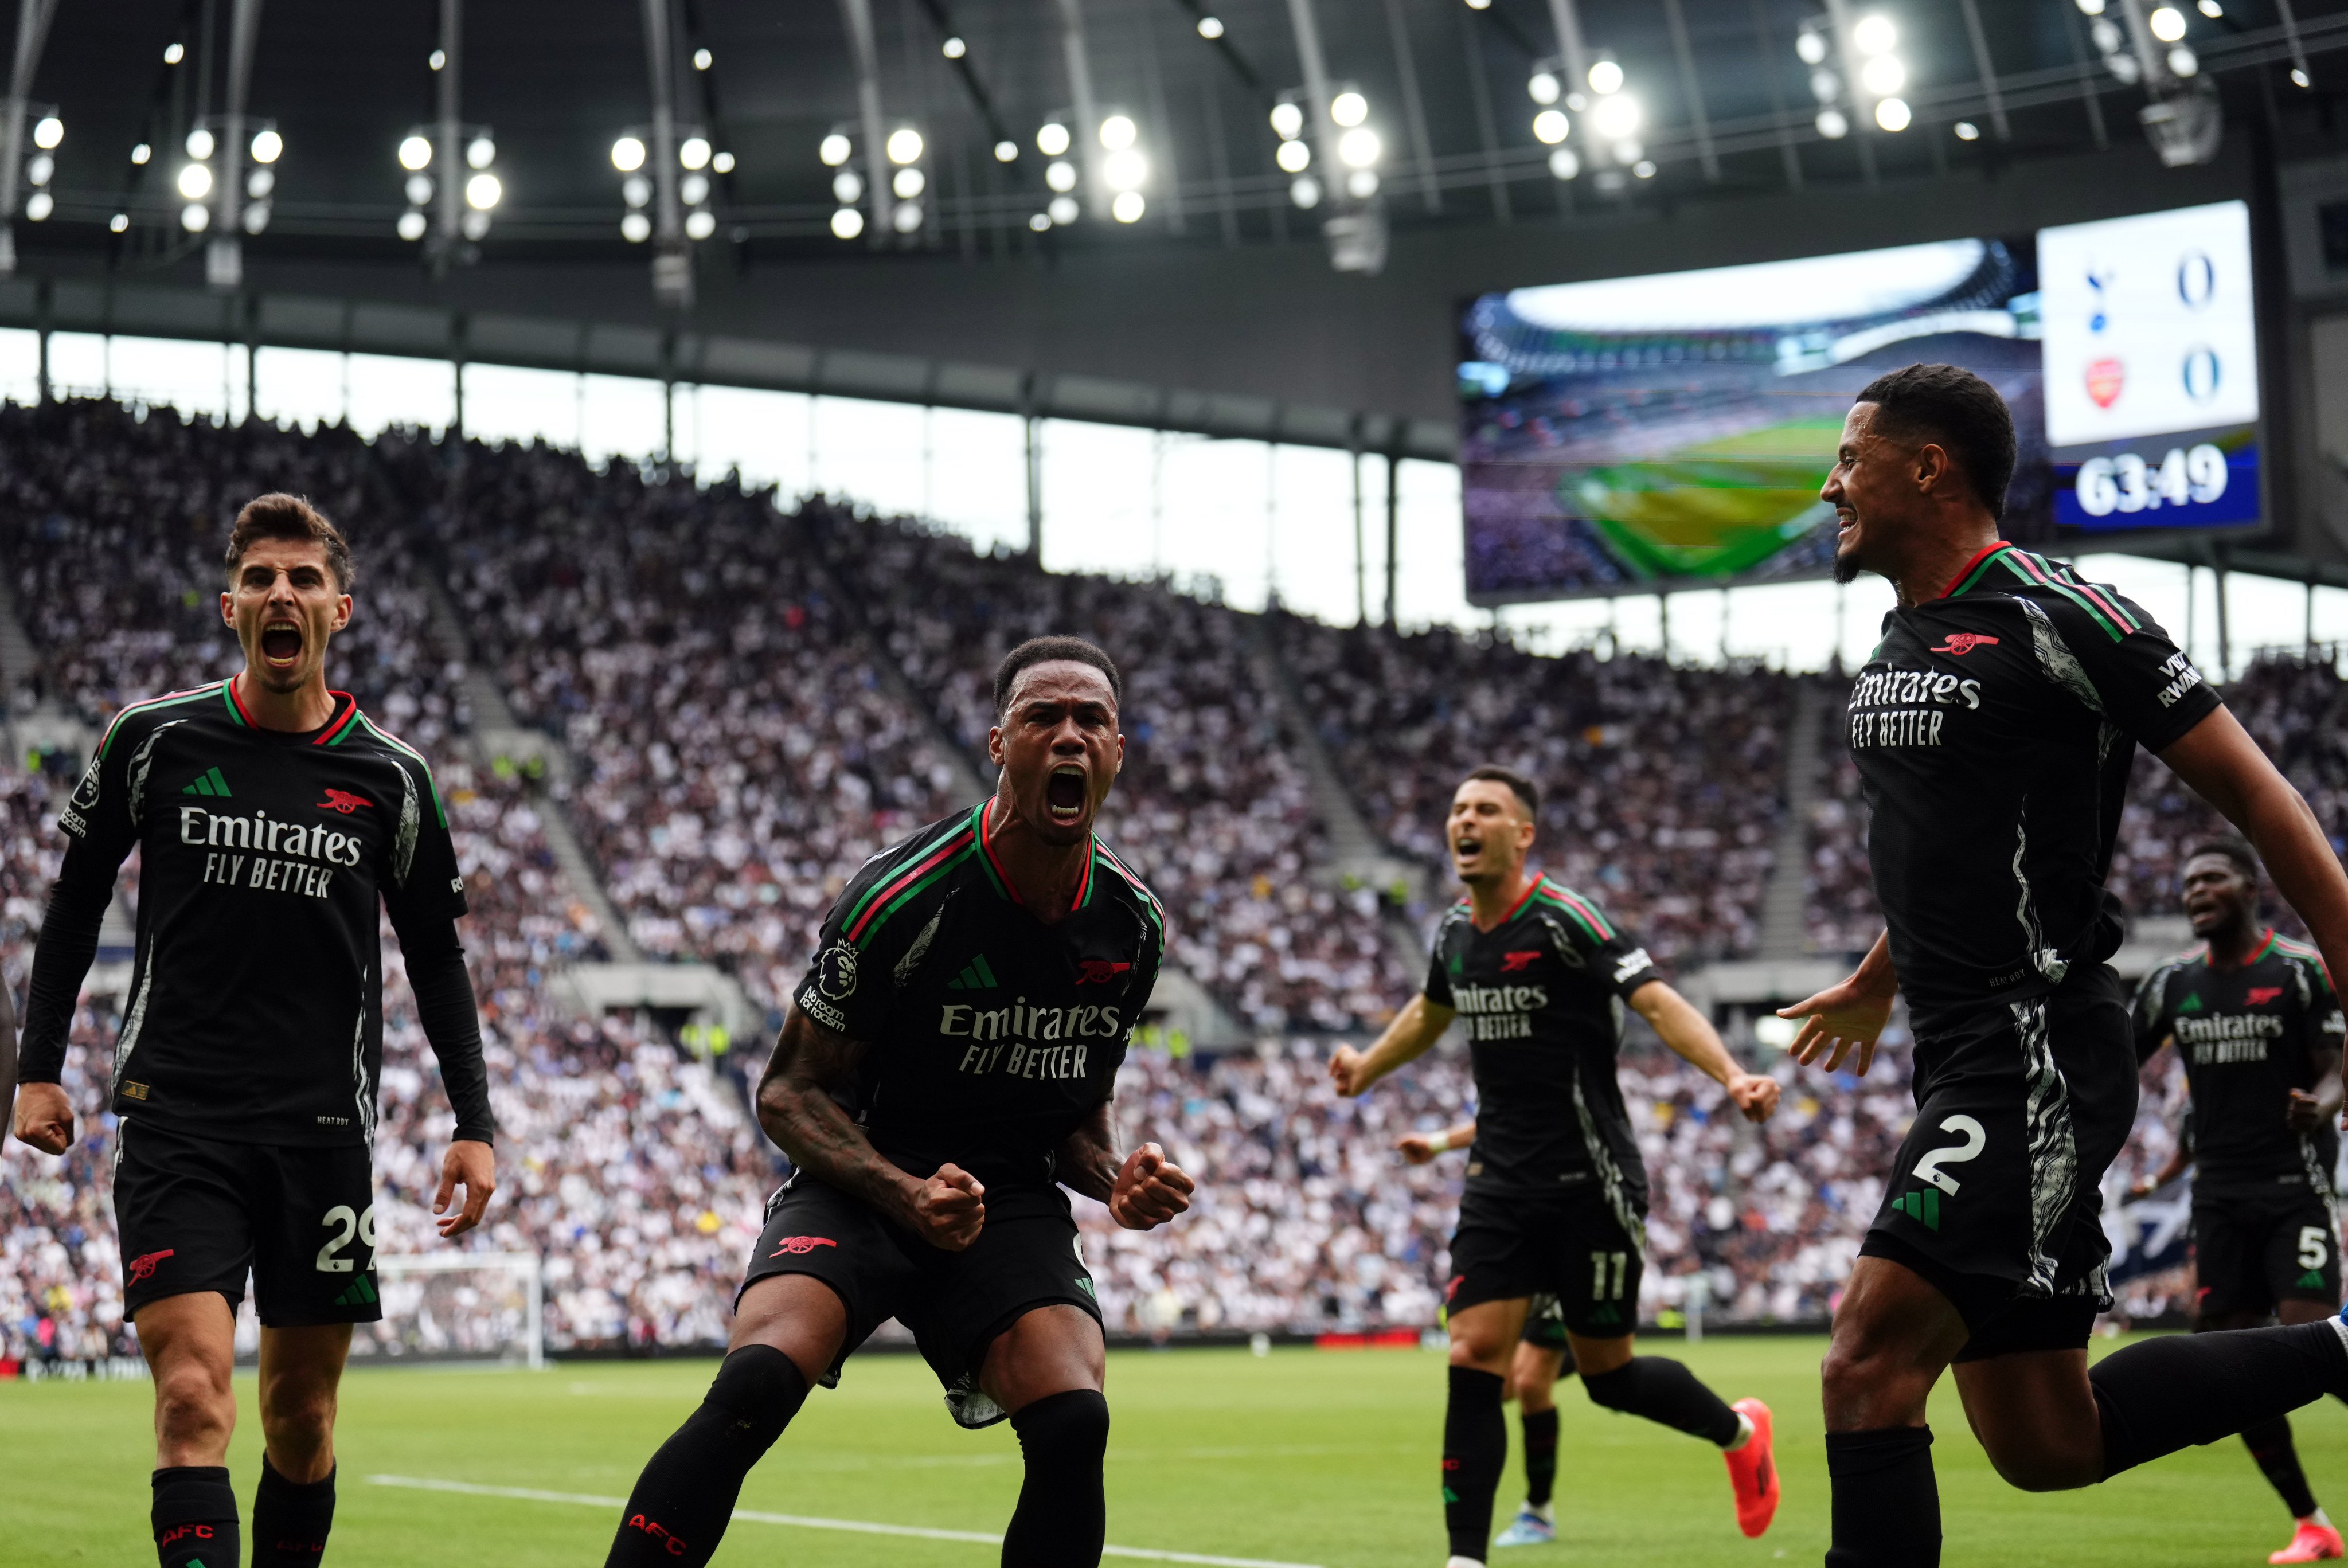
[
  {"xmin": 316, "ymin": 1203, "xmax": 378, "ymax": 1273},
  {"xmin": 1590, "ymin": 1251, "xmax": 1628, "ymax": 1300},
  {"xmin": 1913, "ymin": 1115, "xmax": 1987, "ymax": 1197}
]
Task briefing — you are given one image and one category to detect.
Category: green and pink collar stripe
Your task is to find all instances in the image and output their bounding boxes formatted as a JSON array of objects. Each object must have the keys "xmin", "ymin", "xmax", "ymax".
[{"xmin": 845, "ymin": 815, "xmax": 979, "ymax": 944}]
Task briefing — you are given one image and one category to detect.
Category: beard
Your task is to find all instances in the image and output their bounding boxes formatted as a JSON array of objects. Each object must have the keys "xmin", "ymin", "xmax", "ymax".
[{"xmin": 1832, "ymin": 543, "xmax": 1863, "ymax": 585}]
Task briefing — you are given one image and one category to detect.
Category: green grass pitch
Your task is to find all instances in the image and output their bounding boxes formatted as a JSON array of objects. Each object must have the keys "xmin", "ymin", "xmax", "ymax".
[{"xmin": 5, "ymin": 1334, "xmax": 2343, "ymax": 1565}]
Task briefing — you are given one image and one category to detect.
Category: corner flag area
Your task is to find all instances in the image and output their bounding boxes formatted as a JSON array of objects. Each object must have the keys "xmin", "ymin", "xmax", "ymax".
[{"xmin": 5, "ymin": 1336, "xmax": 2342, "ymax": 1566}]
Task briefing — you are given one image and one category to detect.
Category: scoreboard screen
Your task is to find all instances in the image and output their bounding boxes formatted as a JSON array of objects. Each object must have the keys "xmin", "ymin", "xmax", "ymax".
[{"xmin": 1456, "ymin": 200, "xmax": 2261, "ymax": 603}]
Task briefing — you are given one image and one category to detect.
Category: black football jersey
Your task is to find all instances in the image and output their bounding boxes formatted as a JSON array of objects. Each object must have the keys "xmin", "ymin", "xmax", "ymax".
[
  {"xmin": 1849, "ymin": 543, "xmax": 2221, "ymax": 1025},
  {"xmin": 2134, "ymin": 932, "xmax": 2343, "ymax": 1194},
  {"xmin": 792, "ymin": 803, "xmax": 1167, "ymax": 1191},
  {"xmin": 1423, "ymin": 874, "xmax": 1661, "ymax": 1222},
  {"xmin": 42, "ymin": 681, "xmax": 467, "ymax": 1146}
]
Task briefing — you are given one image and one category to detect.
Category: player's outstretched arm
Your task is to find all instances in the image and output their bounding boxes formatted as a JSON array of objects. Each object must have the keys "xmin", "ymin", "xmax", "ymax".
[
  {"xmin": 386, "ymin": 907, "xmax": 501, "ymax": 1237},
  {"xmin": 1631, "ymin": 981, "xmax": 1780, "ymax": 1122},
  {"xmin": 757, "ymin": 1004, "xmax": 986, "ymax": 1250},
  {"xmin": 1777, "ymin": 930, "xmax": 1898, "ymax": 1076},
  {"xmin": 1057, "ymin": 1100, "xmax": 1194, "ymax": 1230},
  {"xmin": 0, "ymin": 965, "xmax": 16, "ymax": 1139},
  {"xmin": 12, "ymin": 837, "xmax": 123, "ymax": 1155},
  {"xmin": 2158, "ymin": 709, "xmax": 2348, "ymax": 1121},
  {"xmin": 2129, "ymin": 1139, "xmax": 2193, "ymax": 1199},
  {"xmin": 1397, "ymin": 1119, "xmax": 1476, "ymax": 1165},
  {"xmin": 1330, "ymin": 993, "xmax": 1456, "ymax": 1097}
]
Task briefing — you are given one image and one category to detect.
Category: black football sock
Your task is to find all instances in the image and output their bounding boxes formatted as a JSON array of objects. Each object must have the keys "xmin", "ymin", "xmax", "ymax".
[
  {"xmin": 251, "ymin": 1457, "xmax": 335, "ymax": 1565},
  {"xmin": 2092, "ymin": 1320, "xmax": 2348, "ymax": 1479},
  {"xmin": 1581, "ymin": 1357, "xmax": 1743, "ymax": 1446},
  {"xmin": 1825, "ymin": 1428, "xmax": 1937, "ymax": 1568},
  {"xmin": 1520, "ymin": 1408, "xmax": 1560, "ymax": 1509},
  {"xmin": 605, "ymin": 1346, "xmax": 808, "ymax": 1567},
  {"xmin": 2242, "ymin": 1416, "xmax": 2322, "ymax": 1520},
  {"xmin": 1443, "ymin": 1366, "xmax": 1507, "ymax": 1562},
  {"xmin": 1002, "ymin": 1389, "xmax": 1112, "ymax": 1568},
  {"xmin": 151, "ymin": 1466, "xmax": 239, "ymax": 1568}
]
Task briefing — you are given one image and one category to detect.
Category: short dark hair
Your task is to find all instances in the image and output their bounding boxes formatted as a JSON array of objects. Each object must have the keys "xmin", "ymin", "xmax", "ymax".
[
  {"xmin": 1462, "ymin": 764, "xmax": 1540, "ymax": 819},
  {"xmin": 2185, "ymin": 836, "xmax": 2260, "ymax": 882},
  {"xmin": 225, "ymin": 493, "xmax": 354, "ymax": 592},
  {"xmin": 993, "ymin": 635, "xmax": 1122, "ymax": 718},
  {"xmin": 1854, "ymin": 362, "xmax": 2018, "ymax": 521}
]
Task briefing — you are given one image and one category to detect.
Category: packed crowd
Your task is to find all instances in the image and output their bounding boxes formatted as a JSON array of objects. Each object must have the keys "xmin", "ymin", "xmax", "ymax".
[{"xmin": 1272, "ymin": 617, "xmax": 1791, "ymax": 969}]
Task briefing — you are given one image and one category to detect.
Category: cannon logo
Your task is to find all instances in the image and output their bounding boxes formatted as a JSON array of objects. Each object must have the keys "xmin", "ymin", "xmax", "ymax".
[
  {"xmin": 1929, "ymin": 633, "xmax": 2001, "ymax": 656},
  {"xmin": 2247, "ymin": 986, "xmax": 2284, "ymax": 1006},
  {"xmin": 316, "ymin": 788, "xmax": 372, "ymax": 814},
  {"xmin": 126, "ymin": 1249, "xmax": 175, "ymax": 1285},
  {"xmin": 768, "ymin": 1235, "xmax": 838, "ymax": 1257},
  {"xmin": 1499, "ymin": 951, "xmax": 1541, "ymax": 973},
  {"xmin": 1075, "ymin": 959, "xmax": 1132, "ymax": 986}
]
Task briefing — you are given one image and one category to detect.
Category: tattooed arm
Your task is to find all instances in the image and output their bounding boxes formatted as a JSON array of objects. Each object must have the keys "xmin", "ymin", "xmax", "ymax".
[
  {"xmin": 1057, "ymin": 1098, "xmax": 1194, "ymax": 1231},
  {"xmin": 756, "ymin": 1004, "xmax": 987, "ymax": 1250}
]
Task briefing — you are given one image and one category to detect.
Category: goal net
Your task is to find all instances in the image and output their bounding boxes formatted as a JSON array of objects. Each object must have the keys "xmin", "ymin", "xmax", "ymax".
[{"xmin": 348, "ymin": 1253, "xmax": 544, "ymax": 1368}]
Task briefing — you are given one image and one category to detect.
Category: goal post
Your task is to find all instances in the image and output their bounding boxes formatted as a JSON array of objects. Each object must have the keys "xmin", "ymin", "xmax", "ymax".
[{"xmin": 355, "ymin": 1252, "xmax": 544, "ymax": 1370}]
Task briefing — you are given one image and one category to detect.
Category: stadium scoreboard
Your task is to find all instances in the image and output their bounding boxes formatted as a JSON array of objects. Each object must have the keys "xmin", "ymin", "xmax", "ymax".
[{"xmin": 1459, "ymin": 200, "xmax": 2263, "ymax": 603}]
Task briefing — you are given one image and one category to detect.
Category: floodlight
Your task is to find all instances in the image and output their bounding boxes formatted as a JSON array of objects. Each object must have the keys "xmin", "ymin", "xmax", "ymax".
[
  {"xmin": 1853, "ymin": 14, "xmax": 1897, "ymax": 54},
  {"xmin": 467, "ymin": 136, "xmax": 495, "ymax": 169},
  {"xmin": 1588, "ymin": 59, "xmax": 1623, "ymax": 95},
  {"xmin": 132, "ymin": 143, "xmax": 151, "ymax": 165},
  {"xmin": 2168, "ymin": 45, "xmax": 2198, "ymax": 75},
  {"xmin": 1591, "ymin": 93, "xmax": 1640, "ymax": 138},
  {"xmin": 1532, "ymin": 110, "xmax": 1570, "ymax": 144},
  {"xmin": 26, "ymin": 155, "xmax": 50, "ymax": 186},
  {"xmin": 429, "ymin": 48, "xmax": 446, "ymax": 70},
  {"xmin": 24, "ymin": 191, "xmax": 49, "ymax": 221},
  {"xmin": 109, "ymin": 212, "xmax": 128, "ymax": 233},
  {"xmin": 1612, "ymin": 138, "xmax": 1642, "ymax": 163},
  {"xmin": 1038, "ymin": 122, "xmax": 1071, "ymax": 156},
  {"xmin": 886, "ymin": 127, "xmax": 923, "ymax": 163},
  {"xmin": 180, "ymin": 202, "xmax": 208, "ymax": 232},
  {"xmin": 892, "ymin": 201, "xmax": 922, "ymax": 232},
  {"xmin": 1874, "ymin": 96, "xmax": 1911, "ymax": 131},
  {"xmin": 32, "ymin": 116, "xmax": 61, "ymax": 150},
  {"xmin": 1465, "ymin": 0, "xmax": 1490, "ymax": 9},
  {"xmin": 1796, "ymin": 29, "xmax": 1828, "ymax": 65},
  {"xmin": 694, "ymin": 47, "xmax": 713, "ymax": 69},
  {"xmin": 1048, "ymin": 194, "xmax": 1079, "ymax": 223},
  {"xmin": 1100, "ymin": 114, "xmax": 1136, "ymax": 150},
  {"xmin": 678, "ymin": 172, "xmax": 708, "ymax": 204},
  {"xmin": 2149, "ymin": 6, "xmax": 2186, "ymax": 40},
  {"xmin": 1197, "ymin": 15, "xmax": 1223, "ymax": 38},
  {"xmin": 397, "ymin": 210, "xmax": 427, "ymax": 240},
  {"xmin": 2294, "ymin": 67, "xmax": 2312, "ymax": 87},
  {"xmin": 1811, "ymin": 70, "xmax": 1841, "ymax": 103},
  {"xmin": 1955, "ymin": 120, "xmax": 1980, "ymax": 140},
  {"xmin": 1111, "ymin": 189, "xmax": 1145, "ymax": 222},
  {"xmin": 1269, "ymin": 101, "xmax": 1304, "ymax": 140},
  {"xmin": 1816, "ymin": 107, "xmax": 1850, "ymax": 138},
  {"xmin": 1338, "ymin": 127, "xmax": 1380, "ymax": 166},
  {"xmin": 2076, "ymin": 0, "xmax": 2105, "ymax": 11},
  {"xmin": 244, "ymin": 202, "xmax": 269, "ymax": 233},
  {"xmin": 1289, "ymin": 174, "xmax": 1320, "ymax": 208},
  {"xmin": 685, "ymin": 209, "xmax": 716, "ymax": 239},
  {"xmin": 1632, "ymin": 159, "xmax": 1657, "ymax": 178},
  {"xmin": 713, "ymin": 151, "xmax": 736, "ymax": 172},
  {"xmin": 466, "ymin": 172, "xmax": 501, "ymax": 209},
  {"xmin": 187, "ymin": 127, "xmax": 215, "ymax": 161},
  {"xmin": 832, "ymin": 207, "xmax": 864, "ymax": 239},
  {"xmin": 892, "ymin": 167, "xmax": 924, "ymax": 199},
  {"xmin": 177, "ymin": 162, "xmax": 213, "ymax": 199},
  {"xmin": 247, "ymin": 168, "xmax": 273, "ymax": 198},
  {"xmin": 406, "ymin": 174, "xmax": 434, "ymax": 205},
  {"xmin": 833, "ymin": 170, "xmax": 862, "ymax": 204},
  {"xmin": 1046, "ymin": 159, "xmax": 1077, "ymax": 191},
  {"xmin": 460, "ymin": 208, "xmax": 487, "ymax": 240},
  {"xmin": 612, "ymin": 136, "xmax": 646, "ymax": 171},
  {"xmin": 994, "ymin": 140, "xmax": 1018, "ymax": 162},
  {"xmin": 622, "ymin": 211, "xmax": 651, "ymax": 241},
  {"xmin": 1030, "ymin": 212, "xmax": 1052, "ymax": 230},
  {"xmin": 819, "ymin": 132, "xmax": 851, "ymax": 166},
  {"xmin": 252, "ymin": 129, "xmax": 282, "ymax": 163},
  {"xmin": 1861, "ymin": 54, "xmax": 1905, "ymax": 95},
  {"xmin": 681, "ymin": 136, "xmax": 711, "ymax": 170},
  {"xmin": 2197, "ymin": 0, "xmax": 2221, "ymax": 13},
  {"xmin": 1548, "ymin": 147, "xmax": 1580, "ymax": 179},
  {"xmin": 400, "ymin": 135, "xmax": 432, "ymax": 170},
  {"xmin": 1529, "ymin": 71, "xmax": 1561, "ymax": 105},
  {"xmin": 622, "ymin": 174, "xmax": 650, "ymax": 206},
  {"xmin": 163, "ymin": 41, "xmax": 184, "ymax": 63},
  {"xmin": 1345, "ymin": 168, "xmax": 1378, "ymax": 198},
  {"xmin": 1276, "ymin": 139, "xmax": 1310, "ymax": 172},
  {"xmin": 1105, "ymin": 148, "xmax": 1147, "ymax": 189},
  {"xmin": 1331, "ymin": 91, "xmax": 1368, "ymax": 127}
]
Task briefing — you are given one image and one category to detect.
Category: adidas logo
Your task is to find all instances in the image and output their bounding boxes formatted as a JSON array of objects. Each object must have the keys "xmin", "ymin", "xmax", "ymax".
[
  {"xmin": 947, "ymin": 954, "xmax": 1000, "ymax": 991},
  {"xmin": 332, "ymin": 1276, "xmax": 378, "ymax": 1309},
  {"xmin": 1892, "ymin": 1188, "xmax": 1942, "ymax": 1231},
  {"xmin": 1587, "ymin": 1304, "xmax": 1621, "ymax": 1327},
  {"xmin": 2178, "ymin": 992, "xmax": 2205, "ymax": 1012},
  {"xmin": 181, "ymin": 765, "xmax": 231, "ymax": 798},
  {"xmin": 2301, "ymin": 1269, "xmax": 2329, "ymax": 1291}
]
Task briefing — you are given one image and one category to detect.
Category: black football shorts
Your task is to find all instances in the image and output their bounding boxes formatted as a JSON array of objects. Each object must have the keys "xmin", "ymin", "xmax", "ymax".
[
  {"xmin": 1861, "ymin": 971, "xmax": 2138, "ymax": 1360},
  {"xmin": 739, "ymin": 1175, "xmax": 1102, "ymax": 1428},
  {"xmin": 1521, "ymin": 1292, "xmax": 1572, "ymax": 1351},
  {"xmin": 2193, "ymin": 1184, "xmax": 2343, "ymax": 1320},
  {"xmin": 1447, "ymin": 1186, "xmax": 1646, "ymax": 1339},
  {"xmin": 114, "ymin": 1117, "xmax": 382, "ymax": 1325}
]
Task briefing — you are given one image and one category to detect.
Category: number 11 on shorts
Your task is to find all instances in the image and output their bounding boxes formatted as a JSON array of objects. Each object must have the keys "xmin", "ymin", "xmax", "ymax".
[{"xmin": 1592, "ymin": 1251, "xmax": 1628, "ymax": 1301}]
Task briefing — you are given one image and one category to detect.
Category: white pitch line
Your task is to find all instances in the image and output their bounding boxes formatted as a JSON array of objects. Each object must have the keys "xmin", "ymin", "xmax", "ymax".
[{"xmin": 366, "ymin": 1474, "xmax": 1327, "ymax": 1568}]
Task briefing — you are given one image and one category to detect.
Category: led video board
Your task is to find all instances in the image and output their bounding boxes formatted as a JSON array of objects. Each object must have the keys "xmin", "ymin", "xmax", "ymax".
[{"xmin": 1457, "ymin": 200, "xmax": 2261, "ymax": 602}]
